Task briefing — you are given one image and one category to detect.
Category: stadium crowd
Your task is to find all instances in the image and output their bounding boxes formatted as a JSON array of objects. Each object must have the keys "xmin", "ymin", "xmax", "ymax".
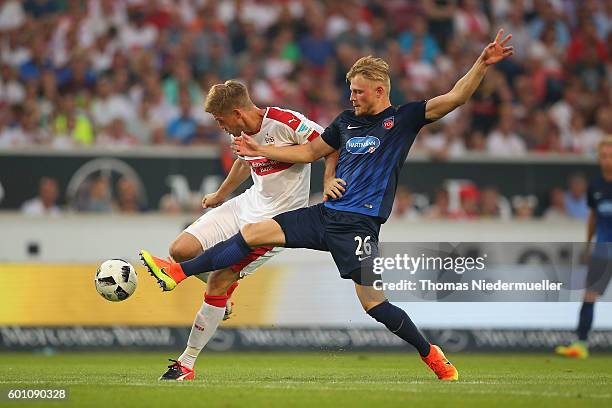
[
  {"xmin": 0, "ymin": 0, "xmax": 610, "ymax": 156},
  {"xmin": 21, "ymin": 171, "xmax": 589, "ymax": 221}
]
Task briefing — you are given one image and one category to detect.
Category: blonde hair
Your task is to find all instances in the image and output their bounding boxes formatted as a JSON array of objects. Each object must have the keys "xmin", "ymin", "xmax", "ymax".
[
  {"xmin": 598, "ymin": 135, "xmax": 612, "ymax": 151},
  {"xmin": 204, "ymin": 80, "xmax": 254, "ymax": 115},
  {"xmin": 346, "ymin": 56, "xmax": 391, "ymax": 95}
]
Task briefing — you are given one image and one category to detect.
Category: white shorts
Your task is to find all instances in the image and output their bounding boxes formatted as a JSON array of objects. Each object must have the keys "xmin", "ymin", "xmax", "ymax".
[{"xmin": 184, "ymin": 194, "xmax": 283, "ymax": 277}]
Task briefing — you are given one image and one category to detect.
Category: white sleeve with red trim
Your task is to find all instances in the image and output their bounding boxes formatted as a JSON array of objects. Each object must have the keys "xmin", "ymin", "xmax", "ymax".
[{"xmin": 266, "ymin": 107, "xmax": 323, "ymax": 145}]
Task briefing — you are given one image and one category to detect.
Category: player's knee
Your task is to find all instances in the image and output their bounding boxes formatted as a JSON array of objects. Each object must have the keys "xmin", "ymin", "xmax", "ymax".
[
  {"xmin": 362, "ymin": 299, "xmax": 385, "ymax": 313},
  {"xmin": 241, "ymin": 223, "xmax": 258, "ymax": 246},
  {"xmin": 241, "ymin": 220, "xmax": 284, "ymax": 247},
  {"xmin": 169, "ymin": 239, "xmax": 198, "ymax": 262}
]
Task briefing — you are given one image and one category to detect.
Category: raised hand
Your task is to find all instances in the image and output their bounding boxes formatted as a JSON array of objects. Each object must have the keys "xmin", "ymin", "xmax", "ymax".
[
  {"xmin": 231, "ymin": 134, "xmax": 260, "ymax": 157},
  {"xmin": 481, "ymin": 29, "xmax": 513, "ymax": 66}
]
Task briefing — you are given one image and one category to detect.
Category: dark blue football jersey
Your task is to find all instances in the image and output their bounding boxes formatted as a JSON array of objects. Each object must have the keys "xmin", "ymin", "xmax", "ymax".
[
  {"xmin": 587, "ymin": 175, "xmax": 612, "ymax": 244},
  {"xmin": 321, "ymin": 101, "xmax": 431, "ymax": 221}
]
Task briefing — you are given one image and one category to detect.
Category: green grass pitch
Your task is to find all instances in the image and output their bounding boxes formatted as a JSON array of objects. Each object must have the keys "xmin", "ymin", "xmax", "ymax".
[{"xmin": 0, "ymin": 352, "xmax": 611, "ymax": 407}]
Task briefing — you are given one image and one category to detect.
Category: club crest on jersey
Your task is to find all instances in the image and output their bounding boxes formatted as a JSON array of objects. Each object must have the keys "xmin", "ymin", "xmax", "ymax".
[
  {"xmin": 264, "ymin": 133, "xmax": 275, "ymax": 144},
  {"xmin": 383, "ymin": 116, "xmax": 394, "ymax": 129},
  {"xmin": 346, "ymin": 136, "xmax": 380, "ymax": 154}
]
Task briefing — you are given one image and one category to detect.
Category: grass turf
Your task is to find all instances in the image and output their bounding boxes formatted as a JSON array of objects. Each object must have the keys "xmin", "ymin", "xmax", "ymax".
[{"xmin": 0, "ymin": 352, "xmax": 611, "ymax": 408}]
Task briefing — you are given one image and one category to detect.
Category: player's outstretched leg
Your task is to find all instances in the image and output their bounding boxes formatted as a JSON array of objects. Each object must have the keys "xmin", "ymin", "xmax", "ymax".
[
  {"xmin": 141, "ymin": 220, "xmax": 285, "ymax": 290},
  {"xmin": 140, "ymin": 250, "xmax": 187, "ymax": 291},
  {"xmin": 161, "ymin": 269, "xmax": 239, "ymax": 380},
  {"xmin": 169, "ymin": 232, "xmax": 238, "ymax": 319},
  {"xmin": 355, "ymin": 284, "xmax": 458, "ymax": 381}
]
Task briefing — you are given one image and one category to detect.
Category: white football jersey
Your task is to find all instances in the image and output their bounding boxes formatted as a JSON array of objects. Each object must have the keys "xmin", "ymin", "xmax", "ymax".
[{"xmin": 236, "ymin": 107, "xmax": 323, "ymax": 223}]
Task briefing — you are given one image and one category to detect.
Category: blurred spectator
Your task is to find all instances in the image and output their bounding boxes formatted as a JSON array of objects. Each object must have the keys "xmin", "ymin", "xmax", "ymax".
[
  {"xmin": 480, "ymin": 186, "xmax": 502, "ymax": 219},
  {"xmin": 565, "ymin": 111, "xmax": 600, "ymax": 155},
  {"xmin": 52, "ymin": 93, "xmax": 94, "ymax": 146},
  {"xmin": 391, "ymin": 186, "xmax": 420, "ymax": 221},
  {"xmin": 299, "ymin": 16, "xmax": 335, "ymax": 68},
  {"xmin": 399, "ymin": 15, "xmax": 440, "ymax": 64},
  {"xmin": 0, "ymin": 1, "xmax": 26, "ymax": 32},
  {"xmin": 454, "ymin": 0, "xmax": 490, "ymax": 41},
  {"xmin": 20, "ymin": 177, "xmax": 60, "ymax": 215},
  {"xmin": 456, "ymin": 183, "xmax": 480, "ymax": 219},
  {"xmin": 79, "ymin": 175, "xmax": 113, "ymax": 212},
  {"xmin": 0, "ymin": 64, "xmax": 25, "ymax": 105},
  {"xmin": 90, "ymin": 76, "xmax": 135, "ymax": 128},
  {"xmin": 486, "ymin": 108, "xmax": 527, "ymax": 155},
  {"xmin": 512, "ymin": 195, "xmax": 537, "ymax": 219},
  {"xmin": 528, "ymin": 1, "xmax": 570, "ymax": 49},
  {"xmin": 162, "ymin": 60, "xmax": 201, "ymax": 106},
  {"xmin": 466, "ymin": 130, "xmax": 486, "ymax": 151},
  {"xmin": 534, "ymin": 123, "xmax": 564, "ymax": 153},
  {"xmin": 159, "ymin": 193, "xmax": 181, "ymax": 214},
  {"xmin": 0, "ymin": 0, "xmax": 608, "ymax": 154},
  {"xmin": 422, "ymin": 120, "xmax": 466, "ymax": 159},
  {"xmin": 166, "ymin": 92, "xmax": 198, "ymax": 144},
  {"xmin": 564, "ymin": 173, "xmax": 589, "ymax": 221},
  {"xmin": 18, "ymin": 38, "xmax": 53, "ymax": 82},
  {"xmin": 423, "ymin": 0, "xmax": 456, "ymax": 51},
  {"xmin": 119, "ymin": 7, "xmax": 158, "ymax": 51},
  {"xmin": 96, "ymin": 118, "xmax": 138, "ymax": 147},
  {"xmin": 424, "ymin": 188, "xmax": 452, "ymax": 219},
  {"xmin": 116, "ymin": 176, "xmax": 147, "ymax": 213},
  {"xmin": 543, "ymin": 187, "xmax": 569, "ymax": 221}
]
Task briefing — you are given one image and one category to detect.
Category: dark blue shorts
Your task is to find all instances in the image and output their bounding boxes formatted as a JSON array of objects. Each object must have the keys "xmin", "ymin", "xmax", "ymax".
[{"xmin": 273, "ymin": 203, "xmax": 381, "ymax": 285}]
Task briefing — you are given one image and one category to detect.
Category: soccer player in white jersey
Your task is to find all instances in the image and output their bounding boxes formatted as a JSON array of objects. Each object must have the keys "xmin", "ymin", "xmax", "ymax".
[{"xmin": 153, "ymin": 80, "xmax": 338, "ymax": 380}]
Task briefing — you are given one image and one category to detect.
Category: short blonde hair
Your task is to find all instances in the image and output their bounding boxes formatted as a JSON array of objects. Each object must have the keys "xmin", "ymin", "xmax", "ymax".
[
  {"xmin": 204, "ymin": 80, "xmax": 254, "ymax": 115},
  {"xmin": 598, "ymin": 135, "xmax": 612, "ymax": 151},
  {"xmin": 346, "ymin": 56, "xmax": 391, "ymax": 95}
]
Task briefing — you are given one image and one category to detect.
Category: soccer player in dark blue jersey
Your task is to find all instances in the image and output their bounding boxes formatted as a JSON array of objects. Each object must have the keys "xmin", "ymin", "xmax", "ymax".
[
  {"xmin": 556, "ymin": 137, "xmax": 612, "ymax": 359},
  {"xmin": 141, "ymin": 30, "xmax": 514, "ymax": 381}
]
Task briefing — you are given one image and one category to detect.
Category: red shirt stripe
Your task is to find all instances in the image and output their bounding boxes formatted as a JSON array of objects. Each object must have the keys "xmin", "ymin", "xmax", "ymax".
[
  {"xmin": 307, "ymin": 130, "xmax": 320, "ymax": 142},
  {"xmin": 267, "ymin": 107, "xmax": 301, "ymax": 130}
]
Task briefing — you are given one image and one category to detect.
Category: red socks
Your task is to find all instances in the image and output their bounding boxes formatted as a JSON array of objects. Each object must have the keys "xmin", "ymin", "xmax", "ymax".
[{"xmin": 204, "ymin": 281, "xmax": 239, "ymax": 307}]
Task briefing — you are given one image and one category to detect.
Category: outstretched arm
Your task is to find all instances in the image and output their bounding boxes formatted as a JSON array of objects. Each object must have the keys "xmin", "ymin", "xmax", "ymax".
[
  {"xmin": 425, "ymin": 29, "xmax": 513, "ymax": 121},
  {"xmin": 232, "ymin": 134, "xmax": 336, "ymax": 163},
  {"xmin": 322, "ymin": 150, "xmax": 346, "ymax": 201},
  {"xmin": 202, "ymin": 158, "xmax": 251, "ymax": 208}
]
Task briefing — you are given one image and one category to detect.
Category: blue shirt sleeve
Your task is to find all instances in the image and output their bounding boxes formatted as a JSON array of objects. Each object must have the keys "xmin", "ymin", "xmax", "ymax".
[
  {"xmin": 321, "ymin": 115, "xmax": 342, "ymax": 150},
  {"xmin": 397, "ymin": 100, "xmax": 432, "ymax": 133}
]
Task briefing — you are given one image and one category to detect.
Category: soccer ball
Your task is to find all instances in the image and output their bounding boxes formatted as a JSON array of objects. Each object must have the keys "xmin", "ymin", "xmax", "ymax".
[{"xmin": 94, "ymin": 259, "xmax": 138, "ymax": 302}]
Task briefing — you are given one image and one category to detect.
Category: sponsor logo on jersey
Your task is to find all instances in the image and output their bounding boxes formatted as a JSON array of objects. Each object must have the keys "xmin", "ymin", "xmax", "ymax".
[
  {"xmin": 296, "ymin": 122, "xmax": 312, "ymax": 138},
  {"xmin": 346, "ymin": 136, "xmax": 380, "ymax": 154},
  {"xmin": 383, "ymin": 116, "xmax": 394, "ymax": 129},
  {"xmin": 597, "ymin": 200, "xmax": 612, "ymax": 215},
  {"xmin": 248, "ymin": 158, "xmax": 293, "ymax": 176}
]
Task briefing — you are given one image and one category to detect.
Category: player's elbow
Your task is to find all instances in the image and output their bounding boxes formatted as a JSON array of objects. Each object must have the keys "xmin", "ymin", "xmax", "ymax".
[{"xmin": 299, "ymin": 147, "xmax": 318, "ymax": 163}]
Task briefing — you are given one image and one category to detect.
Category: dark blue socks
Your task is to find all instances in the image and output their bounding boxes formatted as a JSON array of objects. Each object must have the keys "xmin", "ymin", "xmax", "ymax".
[
  {"xmin": 577, "ymin": 302, "xmax": 594, "ymax": 341},
  {"xmin": 367, "ymin": 300, "xmax": 431, "ymax": 357},
  {"xmin": 181, "ymin": 232, "xmax": 251, "ymax": 277}
]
